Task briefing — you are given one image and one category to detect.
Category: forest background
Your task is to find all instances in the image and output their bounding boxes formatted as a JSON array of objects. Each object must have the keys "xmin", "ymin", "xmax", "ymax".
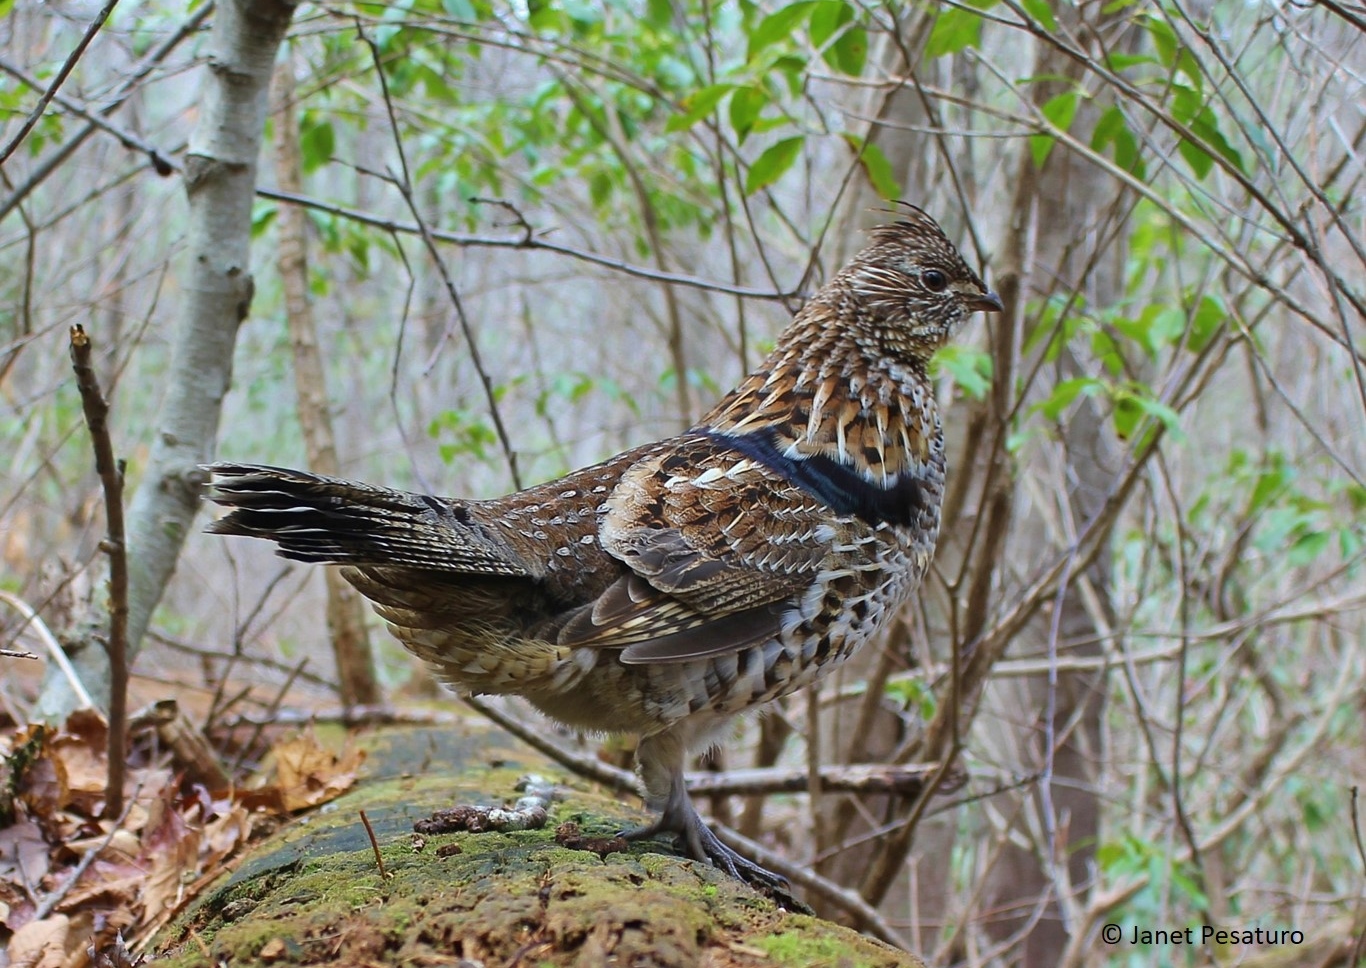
[{"xmin": 1, "ymin": 0, "xmax": 1363, "ymax": 965}]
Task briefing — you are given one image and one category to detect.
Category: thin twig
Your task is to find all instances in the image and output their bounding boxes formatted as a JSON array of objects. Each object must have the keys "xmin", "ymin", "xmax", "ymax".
[
  {"xmin": 0, "ymin": 58, "xmax": 795, "ymax": 303},
  {"xmin": 354, "ymin": 17, "xmax": 523, "ymax": 490},
  {"xmin": 0, "ymin": 590, "xmax": 97, "ymax": 709},
  {"xmin": 0, "ymin": 0, "xmax": 121, "ymax": 165},
  {"xmin": 231, "ymin": 657, "xmax": 309, "ymax": 776},
  {"xmin": 34, "ymin": 793, "xmax": 137, "ymax": 919},
  {"xmin": 462, "ymin": 697, "xmax": 636, "ymax": 792},
  {"xmin": 682, "ymin": 763, "xmax": 943, "ymax": 797},
  {"xmin": 0, "ymin": 2, "xmax": 208, "ymax": 220},
  {"xmin": 1350, "ymin": 786, "xmax": 1366, "ymax": 968},
  {"xmin": 68, "ymin": 325, "xmax": 128, "ymax": 819},
  {"xmin": 257, "ymin": 187, "xmax": 797, "ymax": 299},
  {"xmin": 709, "ymin": 823, "xmax": 912, "ymax": 950},
  {"xmin": 148, "ymin": 629, "xmax": 339, "ymax": 692},
  {"xmin": 359, "ymin": 809, "xmax": 388, "ymax": 879},
  {"xmin": 0, "ymin": 55, "xmax": 179, "ymax": 176}
]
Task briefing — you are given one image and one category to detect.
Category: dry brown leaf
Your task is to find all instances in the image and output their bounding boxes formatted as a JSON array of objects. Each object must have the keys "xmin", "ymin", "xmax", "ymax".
[
  {"xmin": 259, "ymin": 937, "xmax": 287, "ymax": 962},
  {"xmin": 17, "ymin": 752, "xmax": 62, "ymax": 821},
  {"xmin": 266, "ymin": 729, "xmax": 365, "ymax": 813},
  {"xmin": 137, "ymin": 797, "xmax": 200, "ymax": 920},
  {"xmin": 235, "ymin": 784, "xmax": 288, "ymax": 815},
  {"xmin": 62, "ymin": 829, "xmax": 139, "ymax": 865},
  {"xmin": 201, "ymin": 804, "xmax": 252, "ymax": 869},
  {"xmin": 7, "ymin": 914, "xmax": 69, "ymax": 968},
  {"xmin": 48, "ymin": 718, "xmax": 108, "ymax": 817},
  {"xmin": 0, "ymin": 877, "xmax": 34, "ymax": 930},
  {"xmin": 0, "ymin": 819, "xmax": 51, "ymax": 891},
  {"xmin": 55, "ymin": 867, "xmax": 142, "ymax": 915}
]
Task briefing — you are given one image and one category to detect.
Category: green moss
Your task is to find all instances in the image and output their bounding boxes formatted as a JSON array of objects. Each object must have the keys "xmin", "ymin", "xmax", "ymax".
[
  {"xmin": 755, "ymin": 922, "xmax": 901, "ymax": 968},
  {"xmin": 153, "ymin": 723, "xmax": 926, "ymax": 968}
]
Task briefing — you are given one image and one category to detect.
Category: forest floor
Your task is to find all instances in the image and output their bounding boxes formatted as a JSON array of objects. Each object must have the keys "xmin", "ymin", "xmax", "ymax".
[{"xmin": 0, "ymin": 665, "xmax": 920, "ymax": 968}]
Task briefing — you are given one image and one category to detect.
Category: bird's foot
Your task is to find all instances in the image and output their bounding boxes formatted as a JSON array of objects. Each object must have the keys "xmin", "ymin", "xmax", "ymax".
[{"xmin": 620, "ymin": 806, "xmax": 811, "ymax": 912}]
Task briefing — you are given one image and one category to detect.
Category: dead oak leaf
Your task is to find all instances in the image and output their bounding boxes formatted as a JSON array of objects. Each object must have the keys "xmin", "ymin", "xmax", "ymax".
[
  {"xmin": 261, "ymin": 730, "xmax": 365, "ymax": 813},
  {"xmin": 137, "ymin": 795, "xmax": 201, "ymax": 920},
  {"xmin": 0, "ymin": 819, "xmax": 50, "ymax": 894},
  {"xmin": 46, "ymin": 711, "xmax": 110, "ymax": 817},
  {"xmin": 6, "ymin": 914, "xmax": 70, "ymax": 968},
  {"xmin": 200, "ymin": 804, "xmax": 253, "ymax": 869}
]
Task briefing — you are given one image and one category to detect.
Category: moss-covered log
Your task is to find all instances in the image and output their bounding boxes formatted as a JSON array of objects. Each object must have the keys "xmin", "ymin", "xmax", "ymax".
[{"xmin": 153, "ymin": 718, "xmax": 925, "ymax": 968}]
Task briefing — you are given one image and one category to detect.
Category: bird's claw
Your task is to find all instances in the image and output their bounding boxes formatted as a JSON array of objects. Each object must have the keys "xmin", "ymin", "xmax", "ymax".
[{"xmin": 619, "ymin": 814, "xmax": 812, "ymax": 913}]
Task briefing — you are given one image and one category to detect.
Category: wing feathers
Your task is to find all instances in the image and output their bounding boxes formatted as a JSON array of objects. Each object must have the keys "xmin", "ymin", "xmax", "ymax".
[{"xmin": 557, "ymin": 434, "xmax": 845, "ymax": 662}]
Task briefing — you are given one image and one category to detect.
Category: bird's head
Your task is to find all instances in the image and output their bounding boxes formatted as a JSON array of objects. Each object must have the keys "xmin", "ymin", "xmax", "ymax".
[{"xmin": 842, "ymin": 205, "xmax": 1002, "ymax": 358}]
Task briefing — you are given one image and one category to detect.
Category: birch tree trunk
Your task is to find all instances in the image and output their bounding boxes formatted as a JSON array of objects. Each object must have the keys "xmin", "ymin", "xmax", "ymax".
[{"xmin": 39, "ymin": 0, "xmax": 299, "ymax": 719}]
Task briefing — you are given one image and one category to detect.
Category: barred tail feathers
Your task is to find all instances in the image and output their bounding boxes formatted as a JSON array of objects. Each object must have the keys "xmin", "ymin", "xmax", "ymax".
[{"xmin": 204, "ymin": 462, "xmax": 530, "ymax": 578}]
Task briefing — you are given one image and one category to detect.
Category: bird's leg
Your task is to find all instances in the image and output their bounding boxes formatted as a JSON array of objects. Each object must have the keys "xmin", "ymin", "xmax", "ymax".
[{"xmin": 620, "ymin": 731, "xmax": 797, "ymax": 900}]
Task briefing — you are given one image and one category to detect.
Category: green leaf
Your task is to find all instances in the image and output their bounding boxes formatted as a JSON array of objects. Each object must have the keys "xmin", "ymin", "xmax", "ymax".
[
  {"xmin": 747, "ymin": 1, "xmax": 816, "ymax": 61},
  {"xmin": 1344, "ymin": 482, "xmax": 1366, "ymax": 513},
  {"xmin": 645, "ymin": 0, "xmax": 673, "ymax": 27},
  {"xmin": 416, "ymin": 63, "xmax": 458, "ymax": 103},
  {"xmin": 827, "ymin": 24, "xmax": 867, "ymax": 74},
  {"xmin": 442, "ymin": 0, "xmax": 477, "ymax": 20},
  {"xmin": 1187, "ymin": 294, "xmax": 1224, "ymax": 353},
  {"xmin": 729, "ymin": 86, "xmax": 769, "ymax": 143},
  {"xmin": 1288, "ymin": 530, "xmax": 1330, "ymax": 567},
  {"xmin": 745, "ymin": 135, "xmax": 804, "ymax": 194},
  {"xmin": 932, "ymin": 345, "xmax": 993, "ymax": 400},
  {"xmin": 250, "ymin": 201, "xmax": 277, "ymax": 239},
  {"xmin": 561, "ymin": 0, "xmax": 604, "ymax": 27},
  {"xmin": 1090, "ymin": 326, "xmax": 1127, "ymax": 376},
  {"xmin": 429, "ymin": 408, "xmax": 496, "ymax": 462},
  {"xmin": 299, "ymin": 115, "xmax": 335, "ymax": 173},
  {"xmin": 772, "ymin": 54, "xmax": 809, "ymax": 96},
  {"xmin": 925, "ymin": 6, "xmax": 984, "ymax": 58},
  {"xmin": 1029, "ymin": 89, "xmax": 1079, "ymax": 167},
  {"xmin": 665, "ymin": 83, "xmax": 734, "ymax": 132},
  {"xmin": 808, "ymin": 1, "xmax": 850, "ymax": 47},
  {"xmin": 1019, "ymin": 0, "xmax": 1057, "ymax": 32},
  {"xmin": 1036, "ymin": 376, "xmax": 1104, "ymax": 421},
  {"xmin": 810, "ymin": 1, "xmax": 866, "ymax": 74},
  {"xmin": 1091, "ymin": 105, "xmax": 1145, "ymax": 178},
  {"xmin": 1104, "ymin": 52, "xmax": 1154, "ymax": 71},
  {"xmin": 1115, "ymin": 304, "xmax": 1183, "ymax": 358},
  {"xmin": 1188, "ymin": 110, "xmax": 1246, "ymax": 175},
  {"xmin": 884, "ymin": 677, "xmax": 937, "ymax": 719},
  {"xmin": 1177, "ymin": 138, "xmax": 1213, "ymax": 179},
  {"xmin": 1169, "ymin": 83, "xmax": 1201, "ymax": 125},
  {"xmin": 1249, "ymin": 460, "xmax": 1292, "ymax": 513},
  {"xmin": 1113, "ymin": 387, "xmax": 1184, "ymax": 442},
  {"xmin": 1144, "ymin": 15, "xmax": 1180, "ymax": 69},
  {"xmin": 841, "ymin": 134, "xmax": 899, "ymax": 199},
  {"xmin": 588, "ymin": 168, "xmax": 613, "ymax": 208},
  {"xmin": 1005, "ymin": 428, "xmax": 1033, "ymax": 453},
  {"xmin": 1096, "ymin": 841, "xmax": 1129, "ymax": 873}
]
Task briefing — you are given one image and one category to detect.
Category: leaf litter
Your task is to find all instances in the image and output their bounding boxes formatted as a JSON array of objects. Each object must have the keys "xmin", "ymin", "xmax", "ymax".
[{"xmin": 0, "ymin": 711, "xmax": 361, "ymax": 966}]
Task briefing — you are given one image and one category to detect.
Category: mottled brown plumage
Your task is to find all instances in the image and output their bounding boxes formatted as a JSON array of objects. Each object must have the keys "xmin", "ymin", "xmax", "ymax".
[{"xmin": 206, "ymin": 205, "xmax": 1000, "ymax": 897}]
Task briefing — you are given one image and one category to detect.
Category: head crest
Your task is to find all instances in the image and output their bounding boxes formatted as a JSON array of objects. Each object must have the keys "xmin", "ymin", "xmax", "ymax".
[{"xmin": 865, "ymin": 202, "xmax": 955, "ymax": 251}]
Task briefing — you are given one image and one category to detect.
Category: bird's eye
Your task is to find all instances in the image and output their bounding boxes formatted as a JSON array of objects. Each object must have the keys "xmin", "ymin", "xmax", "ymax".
[{"xmin": 923, "ymin": 269, "xmax": 948, "ymax": 292}]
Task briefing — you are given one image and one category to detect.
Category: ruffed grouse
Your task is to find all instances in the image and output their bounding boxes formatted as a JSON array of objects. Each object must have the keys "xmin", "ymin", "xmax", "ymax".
[{"xmin": 206, "ymin": 205, "xmax": 1001, "ymax": 895}]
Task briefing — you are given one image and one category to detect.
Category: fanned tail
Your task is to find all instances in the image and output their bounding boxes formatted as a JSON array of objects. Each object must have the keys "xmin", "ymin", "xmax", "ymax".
[{"xmin": 204, "ymin": 462, "xmax": 530, "ymax": 577}]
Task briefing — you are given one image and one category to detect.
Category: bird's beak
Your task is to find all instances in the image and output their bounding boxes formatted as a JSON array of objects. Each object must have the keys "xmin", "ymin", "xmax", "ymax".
[{"xmin": 970, "ymin": 291, "xmax": 1004, "ymax": 313}]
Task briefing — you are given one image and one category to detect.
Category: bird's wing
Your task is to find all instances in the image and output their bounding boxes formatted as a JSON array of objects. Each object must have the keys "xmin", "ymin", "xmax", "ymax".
[{"xmin": 554, "ymin": 433, "xmax": 851, "ymax": 664}]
